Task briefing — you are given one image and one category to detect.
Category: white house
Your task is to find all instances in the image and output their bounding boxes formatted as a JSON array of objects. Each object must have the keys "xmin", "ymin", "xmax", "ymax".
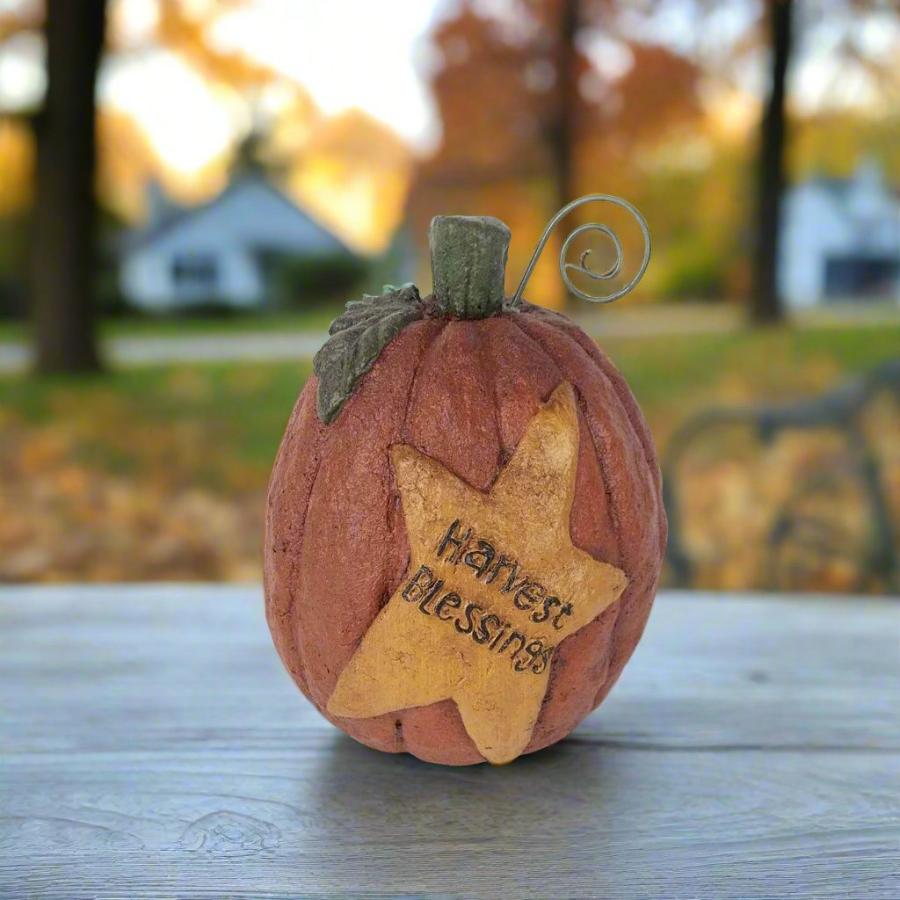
[
  {"xmin": 779, "ymin": 160, "xmax": 900, "ymax": 310},
  {"xmin": 120, "ymin": 175, "xmax": 350, "ymax": 312}
]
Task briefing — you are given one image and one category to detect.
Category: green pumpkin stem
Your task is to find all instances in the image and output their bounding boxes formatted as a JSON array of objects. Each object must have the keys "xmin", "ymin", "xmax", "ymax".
[{"xmin": 430, "ymin": 215, "xmax": 511, "ymax": 319}]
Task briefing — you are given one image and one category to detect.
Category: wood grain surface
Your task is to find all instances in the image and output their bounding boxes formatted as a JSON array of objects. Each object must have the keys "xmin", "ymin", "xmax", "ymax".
[{"xmin": 1, "ymin": 586, "xmax": 897, "ymax": 899}]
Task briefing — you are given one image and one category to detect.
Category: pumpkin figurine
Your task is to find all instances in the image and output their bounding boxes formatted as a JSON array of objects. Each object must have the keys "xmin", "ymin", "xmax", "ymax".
[{"xmin": 265, "ymin": 196, "xmax": 666, "ymax": 765}]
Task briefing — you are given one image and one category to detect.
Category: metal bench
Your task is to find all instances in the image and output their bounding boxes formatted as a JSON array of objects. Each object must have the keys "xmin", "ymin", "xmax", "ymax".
[{"xmin": 663, "ymin": 359, "xmax": 900, "ymax": 593}]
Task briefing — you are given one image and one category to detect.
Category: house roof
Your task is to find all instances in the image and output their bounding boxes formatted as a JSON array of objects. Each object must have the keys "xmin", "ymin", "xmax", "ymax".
[
  {"xmin": 794, "ymin": 165, "xmax": 900, "ymax": 230},
  {"xmin": 806, "ymin": 176, "xmax": 852, "ymax": 200},
  {"xmin": 123, "ymin": 174, "xmax": 351, "ymax": 257},
  {"xmin": 799, "ymin": 161, "xmax": 899, "ymax": 204}
]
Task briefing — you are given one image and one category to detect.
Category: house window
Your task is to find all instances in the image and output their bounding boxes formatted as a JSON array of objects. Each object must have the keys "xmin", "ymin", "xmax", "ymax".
[
  {"xmin": 824, "ymin": 256, "xmax": 898, "ymax": 301},
  {"xmin": 172, "ymin": 254, "xmax": 218, "ymax": 291}
]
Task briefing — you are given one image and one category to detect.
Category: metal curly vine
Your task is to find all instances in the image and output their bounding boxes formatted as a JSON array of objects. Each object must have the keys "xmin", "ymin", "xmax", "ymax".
[{"xmin": 510, "ymin": 194, "xmax": 651, "ymax": 306}]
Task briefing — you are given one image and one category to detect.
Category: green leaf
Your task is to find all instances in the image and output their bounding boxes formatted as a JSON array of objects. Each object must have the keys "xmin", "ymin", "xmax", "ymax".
[{"xmin": 313, "ymin": 284, "xmax": 424, "ymax": 423}]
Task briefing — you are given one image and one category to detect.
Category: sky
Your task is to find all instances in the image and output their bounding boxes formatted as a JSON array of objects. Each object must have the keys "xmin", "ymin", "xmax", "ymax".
[
  {"xmin": 210, "ymin": 0, "xmax": 442, "ymax": 141},
  {"xmin": 104, "ymin": 0, "xmax": 451, "ymax": 171}
]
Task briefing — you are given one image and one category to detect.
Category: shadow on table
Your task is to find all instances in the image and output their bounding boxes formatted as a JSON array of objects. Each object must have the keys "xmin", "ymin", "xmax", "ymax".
[{"xmin": 295, "ymin": 730, "xmax": 640, "ymax": 890}]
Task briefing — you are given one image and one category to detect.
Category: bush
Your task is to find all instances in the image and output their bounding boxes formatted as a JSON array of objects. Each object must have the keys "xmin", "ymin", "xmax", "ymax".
[
  {"xmin": 273, "ymin": 252, "xmax": 370, "ymax": 309},
  {"xmin": 656, "ymin": 238, "xmax": 729, "ymax": 301}
]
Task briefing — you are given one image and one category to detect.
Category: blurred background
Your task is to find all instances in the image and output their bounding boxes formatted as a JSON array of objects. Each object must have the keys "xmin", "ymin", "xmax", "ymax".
[{"xmin": 0, "ymin": 0, "xmax": 897, "ymax": 593}]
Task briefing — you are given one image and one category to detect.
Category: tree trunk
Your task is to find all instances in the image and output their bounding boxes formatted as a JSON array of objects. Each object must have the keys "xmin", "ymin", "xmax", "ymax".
[
  {"xmin": 29, "ymin": 0, "xmax": 107, "ymax": 372},
  {"xmin": 751, "ymin": 0, "xmax": 793, "ymax": 324},
  {"xmin": 549, "ymin": 0, "xmax": 579, "ymax": 213}
]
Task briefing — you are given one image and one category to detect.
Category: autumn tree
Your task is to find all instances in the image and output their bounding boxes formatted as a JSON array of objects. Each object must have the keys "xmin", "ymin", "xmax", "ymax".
[{"xmin": 407, "ymin": 0, "xmax": 701, "ymax": 305}]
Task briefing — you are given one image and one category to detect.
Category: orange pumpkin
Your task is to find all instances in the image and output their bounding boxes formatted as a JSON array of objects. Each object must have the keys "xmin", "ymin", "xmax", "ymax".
[{"xmin": 265, "ymin": 215, "xmax": 666, "ymax": 765}]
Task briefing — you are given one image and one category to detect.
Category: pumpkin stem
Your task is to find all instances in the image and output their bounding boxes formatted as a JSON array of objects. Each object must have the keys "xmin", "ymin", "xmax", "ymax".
[{"xmin": 430, "ymin": 215, "xmax": 511, "ymax": 319}]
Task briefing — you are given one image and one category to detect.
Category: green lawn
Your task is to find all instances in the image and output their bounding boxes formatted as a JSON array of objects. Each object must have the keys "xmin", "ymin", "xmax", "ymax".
[
  {"xmin": 0, "ymin": 304, "xmax": 345, "ymax": 343},
  {"xmin": 2, "ymin": 321, "xmax": 898, "ymax": 487},
  {"xmin": 604, "ymin": 323, "xmax": 900, "ymax": 419}
]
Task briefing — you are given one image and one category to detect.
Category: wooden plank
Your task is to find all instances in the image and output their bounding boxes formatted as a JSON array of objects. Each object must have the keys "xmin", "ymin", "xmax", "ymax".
[
  {"xmin": 0, "ymin": 587, "xmax": 898, "ymax": 899},
  {"xmin": 2, "ymin": 586, "xmax": 896, "ymax": 753}
]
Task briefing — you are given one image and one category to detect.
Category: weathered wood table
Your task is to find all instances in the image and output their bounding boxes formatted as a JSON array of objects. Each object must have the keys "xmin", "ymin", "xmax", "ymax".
[{"xmin": 1, "ymin": 587, "xmax": 897, "ymax": 899}]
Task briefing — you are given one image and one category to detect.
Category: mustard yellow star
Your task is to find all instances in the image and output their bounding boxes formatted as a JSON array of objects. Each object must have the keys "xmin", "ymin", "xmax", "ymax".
[{"xmin": 326, "ymin": 382, "xmax": 628, "ymax": 764}]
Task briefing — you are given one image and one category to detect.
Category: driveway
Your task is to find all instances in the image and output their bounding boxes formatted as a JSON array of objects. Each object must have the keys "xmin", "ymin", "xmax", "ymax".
[
  {"xmin": 0, "ymin": 331, "xmax": 330, "ymax": 373},
  {"xmin": 7, "ymin": 303, "xmax": 892, "ymax": 374}
]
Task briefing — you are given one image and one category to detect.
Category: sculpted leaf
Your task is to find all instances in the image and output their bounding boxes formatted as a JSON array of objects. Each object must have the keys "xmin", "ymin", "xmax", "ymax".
[{"xmin": 313, "ymin": 284, "xmax": 424, "ymax": 423}]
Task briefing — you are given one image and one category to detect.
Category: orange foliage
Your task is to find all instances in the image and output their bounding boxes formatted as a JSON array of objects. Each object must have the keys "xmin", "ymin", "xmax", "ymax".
[
  {"xmin": 286, "ymin": 110, "xmax": 413, "ymax": 254},
  {"xmin": 97, "ymin": 108, "xmax": 166, "ymax": 219},
  {"xmin": 0, "ymin": 119, "xmax": 32, "ymax": 214},
  {"xmin": 421, "ymin": 6, "xmax": 554, "ymax": 179},
  {"xmin": 155, "ymin": 0, "xmax": 276, "ymax": 89},
  {"xmin": 583, "ymin": 43, "xmax": 702, "ymax": 145},
  {"xmin": 0, "ymin": 0, "xmax": 40, "ymax": 43}
]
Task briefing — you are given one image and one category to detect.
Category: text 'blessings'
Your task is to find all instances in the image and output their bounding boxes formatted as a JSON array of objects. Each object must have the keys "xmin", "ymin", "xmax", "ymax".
[{"xmin": 400, "ymin": 519, "xmax": 578, "ymax": 675}]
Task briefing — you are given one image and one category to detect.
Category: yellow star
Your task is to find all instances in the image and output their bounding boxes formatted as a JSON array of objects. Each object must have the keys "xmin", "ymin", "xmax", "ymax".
[{"xmin": 326, "ymin": 382, "xmax": 628, "ymax": 764}]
